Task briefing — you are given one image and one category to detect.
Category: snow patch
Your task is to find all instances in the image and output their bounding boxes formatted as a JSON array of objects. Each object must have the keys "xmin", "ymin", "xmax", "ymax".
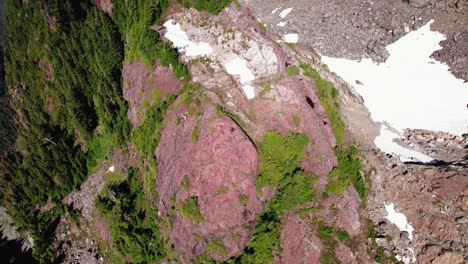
[
  {"xmin": 375, "ymin": 125, "xmax": 434, "ymax": 163},
  {"xmin": 282, "ymin": 34, "xmax": 298, "ymax": 43},
  {"xmin": 163, "ymin": 20, "xmax": 212, "ymax": 57},
  {"xmin": 224, "ymin": 57, "xmax": 256, "ymax": 99},
  {"xmin": 279, "ymin": 8, "xmax": 293, "ymax": 18},
  {"xmin": 277, "ymin": 21, "xmax": 287, "ymax": 27},
  {"xmin": 321, "ymin": 20, "xmax": 468, "ymax": 162},
  {"xmin": 241, "ymin": 84, "xmax": 256, "ymax": 99},
  {"xmin": 396, "ymin": 248, "xmax": 416, "ymax": 264},
  {"xmin": 108, "ymin": 166, "xmax": 115, "ymax": 172},
  {"xmin": 271, "ymin": 7, "xmax": 280, "ymax": 14},
  {"xmin": 384, "ymin": 202, "xmax": 414, "ymax": 240}
]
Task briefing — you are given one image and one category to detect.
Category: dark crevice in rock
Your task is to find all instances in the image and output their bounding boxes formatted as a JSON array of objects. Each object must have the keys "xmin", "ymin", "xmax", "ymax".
[{"xmin": 305, "ymin": 96, "xmax": 315, "ymax": 109}]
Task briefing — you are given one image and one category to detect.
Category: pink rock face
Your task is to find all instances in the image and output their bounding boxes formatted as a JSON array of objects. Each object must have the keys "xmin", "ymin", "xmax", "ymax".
[
  {"xmin": 336, "ymin": 243, "xmax": 373, "ymax": 264},
  {"xmin": 95, "ymin": 213, "xmax": 112, "ymax": 246},
  {"xmin": 279, "ymin": 214, "xmax": 322, "ymax": 264},
  {"xmin": 329, "ymin": 187, "xmax": 362, "ymax": 236},
  {"xmin": 335, "ymin": 244, "xmax": 354, "ymax": 263},
  {"xmin": 432, "ymin": 173, "xmax": 467, "ymax": 201},
  {"xmin": 157, "ymin": 103, "xmax": 262, "ymax": 260},
  {"xmin": 95, "ymin": 0, "xmax": 114, "ymax": 16},
  {"xmin": 305, "ymin": 186, "xmax": 362, "ymax": 244},
  {"xmin": 230, "ymin": 4, "xmax": 289, "ymax": 74},
  {"xmin": 251, "ymin": 76, "xmax": 337, "ymax": 178},
  {"xmin": 122, "ymin": 60, "xmax": 182, "ymax": 126}
]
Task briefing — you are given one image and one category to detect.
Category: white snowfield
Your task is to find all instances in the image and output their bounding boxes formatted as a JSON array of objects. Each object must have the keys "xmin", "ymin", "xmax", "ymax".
[
  {"xmin": 108, "ymin": 166, "xmax": 115, "ymax": 172},
  {"xmin": 279, "ymin": 8, "xmax": 293, "ymax": 19},
  {"xmin": 224, "ymin": 57, "xmax": 256, "ymax": 99},
  {"xmin": 282, "ymin": 33, "xmax": 298, "ymax": 43},
  {"xmin": 375, "ymin": 126, "xmax": 434, "ymax": 163},
  {"xmin": 322, "ymin": 20, "xmax": 468, "ymax": 162},
  {"xmin": 271, "ymin": 7, "xmax": 280, "ymax": 14},
  {"xmin": 384, "ymin": 202, "xmax": 415, "ymax": 240},
  {"xmin": 396, "ymin": 248, "xmax": 416, "ymax": 264},
  {"xmin": 277, "ymin": 21, "xmax": 287, "ymax": 27},
  {"xmin": 163, "ymin": 20, "xmax": 212, "ymax": 57}
]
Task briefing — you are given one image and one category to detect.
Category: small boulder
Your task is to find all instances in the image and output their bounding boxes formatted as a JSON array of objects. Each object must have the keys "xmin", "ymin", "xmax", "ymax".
[{"xmin": 407, "ymin": 0, "xmax": 433, "ymax": 8}]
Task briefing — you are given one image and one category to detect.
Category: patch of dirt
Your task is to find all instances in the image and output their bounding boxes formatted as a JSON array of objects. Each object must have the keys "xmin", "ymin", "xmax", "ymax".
[{"xmin": 94, "ymin": 213, "xmax": 111, "ymax": 246}]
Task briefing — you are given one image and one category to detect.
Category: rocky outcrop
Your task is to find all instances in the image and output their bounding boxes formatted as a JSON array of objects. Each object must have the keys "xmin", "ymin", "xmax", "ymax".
[
  {"xmin": 431, "ymin": 252, "xmax": 465, "ymax": 264},
  {"xmin": 59, "ymin": 146, "xmax": 141, "ymax": 264},
  {"xmin": 279, "ymin": 214, "xmax": 322, "ymax": 264},
  {"xmin": 122, "ymin": 60, "xmax": 183, "ymax": 126},
  {"xmin": 241, "ymin": 0, "xmax": 468, "ymax": 81},
  {"xmin": 365, "ymin": 145, "xmax": 467, "ymax": 263},
  {"xmin": 431, "ymin": 30, "xmax": 468, "ymax": 81},
  {"xmin": 95, "ymin": 0, "xmax": 114, "ymax": 16},
  {"xmin": 166, "ymin": 4, "xmax": 338, "ymax": 177},
  {"xmin": 156, "ymin": 4, "xmax": 351, "ymax": 261},
  {"xmin": 320, "ymin": 187, "xmax": 362, "ymax": 236},
  {"xmin": 239, "ymin": 1, "xmax": 467, "ymax": 262},
  {"xmin": 157, "ymin": 103, "xmax": 262, "ymax": 260},
  {"xmin": 397, "ymin": 129, "xmax": 467, "ymax": 163},
  {"xmin": 407, "ymin": 0, "xmax": 435, "ymax": 8}
]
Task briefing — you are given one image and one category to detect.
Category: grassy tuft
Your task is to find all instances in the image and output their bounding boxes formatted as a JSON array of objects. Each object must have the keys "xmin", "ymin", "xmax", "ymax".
[
  {"xmin": 286, "ymin": 65, "xmax": 300, "ymax": 76},
  {"xmin": 179, "ymin": 196, "xmax": 204, "ymax": 223}
]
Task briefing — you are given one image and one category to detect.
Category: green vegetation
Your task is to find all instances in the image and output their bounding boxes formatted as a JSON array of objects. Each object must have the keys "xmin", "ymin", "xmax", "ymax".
[
  {"xmin": 206, "ymin": 238, "xmax": 228, "ymax": 256},
  {"xmin": 336, "ymin": 230, "xmax": 349, "ymax": 241},
  {"xmin": 270, "ymin": 170, "xmax": 317, "ymax": 215},
  {"xmin": 216, "ymin": 186, "xmax": 228, "ymax": 195},
  {"xmin": 181, "ymin": 175, "xmax": 191, "ymax": 190},
  {"xmin": 257, "ymin": 22, "xmax": 267, "ymax": 32},
  {"xmin": 131, "ymin": 94, "xmax": 177, "ymax": 164},
  {"xmin": 286, "ymin": 65, "xmax": 300, "ymax": 76},
  {"xmin": 299, "ymin": 62, "xmax": 366, "ymax": 199},
  {"xmin": 299, "ymin": 63, "xmax": 344, "ymax": 144},
  {"xmin": 0, "ymin": 0, "xmax": 369, "ymax": 262},
  {"xmin": 319, "ymin": 226, "xmax": 334, "ymax": 238},
  {"xmin": 326, "ymin": 146, "xmax": 366, "ymax": 199},
  {"xmin": 103, "ymin": 172, "xmax": 127, "ymax": 186},
  {"xmin": 112, "ymin": 0, "xmax": 189, "ymax": 79},
  {"xmin": 0, "ymin": 0, "xmax": 206, "ymax": 261},
  {"xmin": 234, "ymin": 0, "xmax": 242, "ymax": 8},
  {"xmin": 191, "ymin": 126, "xmax": 200, "ymax": 142},
  {"xmin": 239, "ymin": 194, "xmax": 248, "ymax": 206},
  {"xmin": 365, "ymin": 219, "xmax": 399, "ymax": 263},
  {"xmin": 96, "ymin": 168, "xmax": 167, "ymax": 263},
  {"xmin": 292, "ymin": 114, "xmax": 300, "ymax": 127},
  {"xmin": 215, "ymin": 103, "xmax": 245, "ymax": 129},
  {"xmin": 179, "ymin": 0, "xmax": 232, "ymax": 14},
  {"xmin": 256, "ymin": 131, "xmax": 309, "ymax": 192},
  {"xmin": 139, "ymin": 88, "xmax": 163, "ymax": 115},
  {"xmin": 315, "ymin": 220, "xmax": 341, "ymax": 264},
  {"xmin": 179, "ymin": 196, "xmax": 204, "ymax": 223},
  {"xmin": 225, "ymin": 131, "xmax": 317, "ymax": 263},
  {"xmin": 2, "ymin": 1, "xmax": 133, "ymax": 260}
]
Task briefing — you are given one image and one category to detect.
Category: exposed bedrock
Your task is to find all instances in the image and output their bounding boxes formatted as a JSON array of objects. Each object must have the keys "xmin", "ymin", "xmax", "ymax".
[
  {"xmin": 157, "ymin": 102, "xmax": 262, "ymax": 260},
  {"xmin": 122, "ymin": 60, "xmax": 183, "ymax": 126}
]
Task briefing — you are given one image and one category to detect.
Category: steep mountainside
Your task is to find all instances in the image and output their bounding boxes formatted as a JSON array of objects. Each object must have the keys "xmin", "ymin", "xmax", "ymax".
[{"xmin": 0, "ymin": 0, "xmax": 465, "ymax": 263}]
